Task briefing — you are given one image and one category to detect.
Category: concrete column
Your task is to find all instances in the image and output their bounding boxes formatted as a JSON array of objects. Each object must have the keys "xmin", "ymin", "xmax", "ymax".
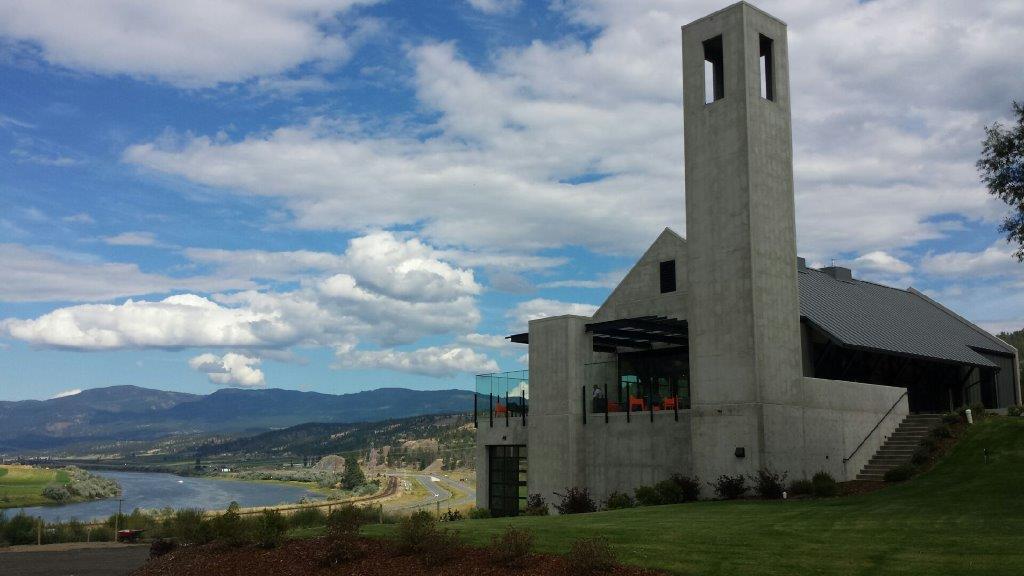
[
  {"xmin": 682, "ymin": 2, "xmax": 803, "ymax": 482},
  {"xmin": 526, "ymin": 315, "xmax": 590, "ymax": 510}
]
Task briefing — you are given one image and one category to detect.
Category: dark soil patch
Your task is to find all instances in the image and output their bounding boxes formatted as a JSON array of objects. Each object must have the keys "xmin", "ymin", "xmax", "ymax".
[
  {"xmin": 131, "ymin": 536, "xmax": 664, "ymax": 576},
  {"xmin": 838, "ymin": 480, "xmax": 887, "ymax": 496}
]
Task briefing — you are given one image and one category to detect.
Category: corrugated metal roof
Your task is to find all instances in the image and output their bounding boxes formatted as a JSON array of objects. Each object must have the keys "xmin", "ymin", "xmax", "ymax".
[{"xmin": 799, "ymin": 268, "xmax": 1014, "ymax": 368}]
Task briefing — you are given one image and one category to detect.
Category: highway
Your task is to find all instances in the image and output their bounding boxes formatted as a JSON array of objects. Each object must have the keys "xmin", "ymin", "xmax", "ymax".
[{"xmin": 384, "ymin": 471, "xmax": 476, "ymax": 512}]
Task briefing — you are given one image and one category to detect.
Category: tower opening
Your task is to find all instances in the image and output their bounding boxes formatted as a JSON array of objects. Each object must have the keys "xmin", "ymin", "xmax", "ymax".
[
  {"xmin": 703, "ymin": 35, "xmax": 724, "ymax": 104},
  {"xmin": 759, "ymin": 34, "xmax": 775, "ymax": 101}
]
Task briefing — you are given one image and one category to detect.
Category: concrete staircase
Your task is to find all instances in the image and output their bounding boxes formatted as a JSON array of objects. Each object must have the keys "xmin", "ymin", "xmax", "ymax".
[{"xmin": 856, "ymin": 414, "xmax": 943, "ymax": 481}]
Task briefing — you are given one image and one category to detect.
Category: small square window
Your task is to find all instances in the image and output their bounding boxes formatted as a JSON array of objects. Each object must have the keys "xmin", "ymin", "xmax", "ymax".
[{"xmin": 659, "ymin": 260, "xmax": 676, "ymax": 293}]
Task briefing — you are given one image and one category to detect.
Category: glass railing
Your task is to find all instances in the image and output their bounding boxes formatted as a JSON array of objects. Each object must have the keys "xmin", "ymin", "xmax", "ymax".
[
  {"xmin": 584, "ymin": 360, "xmax": 690, "ymax": 419},
  {"xmin": 475, "ymin": 370, "xmax": 528, "ymax": 426}
]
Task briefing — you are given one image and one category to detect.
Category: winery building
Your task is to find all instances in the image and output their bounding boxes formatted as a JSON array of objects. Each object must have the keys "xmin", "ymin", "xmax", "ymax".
[{"xmin": 474, "ymin": 2, "xmax": 1021, "ymax": 516}]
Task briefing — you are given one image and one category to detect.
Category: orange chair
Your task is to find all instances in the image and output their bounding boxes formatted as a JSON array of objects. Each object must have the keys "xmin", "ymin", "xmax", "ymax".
[
  {"xmin": 663, "ymin": 396, "xmax": 679, "ymax": 410},
  {"xmin": 628, "ymin": 395, "xmax": 646, "ymax": 412}
]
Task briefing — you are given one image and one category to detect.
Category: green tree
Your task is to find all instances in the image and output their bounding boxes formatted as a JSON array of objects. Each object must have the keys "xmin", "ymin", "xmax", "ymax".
[
  {"xmin": 978, "ymin": 101, "xmax": 1024, "ymax": 260},
  {"xmin": 341, "ymin": 460, "xmax": 366, "ymax": 490}
]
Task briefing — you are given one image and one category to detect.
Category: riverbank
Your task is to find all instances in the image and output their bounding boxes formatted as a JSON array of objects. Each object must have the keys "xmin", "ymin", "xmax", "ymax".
[
  {"xmin": 12, "ymin": 470, "xmax": 324, "ymax": 523},
  {"xmin": 0, "ymin": 465, "xmax": 118, "ymax": 509}
]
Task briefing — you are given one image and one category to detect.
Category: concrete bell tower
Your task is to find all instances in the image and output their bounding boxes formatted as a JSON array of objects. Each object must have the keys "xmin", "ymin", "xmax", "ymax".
[{"xmin": 682, "ymin": 2, "xmax": 804, "ymax": 480}]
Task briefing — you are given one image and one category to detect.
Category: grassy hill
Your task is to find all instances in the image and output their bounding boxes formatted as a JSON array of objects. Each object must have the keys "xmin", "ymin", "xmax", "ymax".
[
  {"xmin": 0, "ymin": 465, "xmax": 69, "ymax": 508},
  {"xmin": 369, "ymin": 418, "xmax": 1024, "ymax": 575}
]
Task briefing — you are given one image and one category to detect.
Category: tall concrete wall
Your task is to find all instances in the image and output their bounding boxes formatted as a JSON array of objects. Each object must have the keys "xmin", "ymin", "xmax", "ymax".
[
  {"xmin": 682, "ymin": 2, "xmax": 804, "ymax": 483},
  {"xmin": 526, "ymin": 315, "xmax": 592, "ymax": 507}
]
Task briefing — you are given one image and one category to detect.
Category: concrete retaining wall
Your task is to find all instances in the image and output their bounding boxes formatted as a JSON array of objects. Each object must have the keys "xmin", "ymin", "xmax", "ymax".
[
  {"xmin": 769, "ymin": 377, "xmax": 908, "ymax": 481},
  {"xmin": 580, "ymin": 410, "xmax": 694, "ymax": 504}
]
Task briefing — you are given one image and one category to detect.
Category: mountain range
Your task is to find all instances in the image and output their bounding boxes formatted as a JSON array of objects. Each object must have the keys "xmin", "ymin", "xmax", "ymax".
[{"xmin": 0, "ymin": 385, "xmax": 473, "ymax": 452}]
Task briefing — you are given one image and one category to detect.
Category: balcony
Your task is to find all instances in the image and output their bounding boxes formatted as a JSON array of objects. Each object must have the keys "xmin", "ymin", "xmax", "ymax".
[
  {"xmin": 475, "ymin": 370, "xmax": 528, "ymax": 427},
  {"xmin": 584, "ymin": 356, "xmax": 690, "ymax": 423}
]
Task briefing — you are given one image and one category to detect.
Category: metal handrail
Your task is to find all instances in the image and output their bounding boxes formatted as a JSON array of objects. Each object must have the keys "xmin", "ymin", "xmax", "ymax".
[{"xmin": 842, "ymin": 390, "xmax": 908, "ymax": 463}]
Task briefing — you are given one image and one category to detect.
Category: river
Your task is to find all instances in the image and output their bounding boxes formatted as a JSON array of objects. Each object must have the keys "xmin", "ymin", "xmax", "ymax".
[{"xmin": 10, "ymin": 471, "xmax": 325, "ymax": 523}]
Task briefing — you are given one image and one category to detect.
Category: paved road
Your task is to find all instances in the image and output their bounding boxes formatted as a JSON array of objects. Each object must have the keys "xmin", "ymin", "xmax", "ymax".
[
  {"xmin": 0, "ymin": 543, "xmax": 150, "ymax": 576},
  {"xmin": 385, "ymin": 472, "xmax": 476, "ymax": 512}
]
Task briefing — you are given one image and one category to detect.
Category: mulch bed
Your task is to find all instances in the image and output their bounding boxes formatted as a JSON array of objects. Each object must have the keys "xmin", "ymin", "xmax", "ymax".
[
  {"xmin": 132, "ymin": 537, "xmax": 664, "ymax": 576},
  {"xmin": 838, "ymin": 480, "xmax": 886, "ymax": 496}
]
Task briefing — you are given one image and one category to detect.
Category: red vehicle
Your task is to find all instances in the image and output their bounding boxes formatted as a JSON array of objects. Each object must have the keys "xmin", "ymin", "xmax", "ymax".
[{"xmin": 117, "ymin": 529, "xmax": 145, "ymax": 543}]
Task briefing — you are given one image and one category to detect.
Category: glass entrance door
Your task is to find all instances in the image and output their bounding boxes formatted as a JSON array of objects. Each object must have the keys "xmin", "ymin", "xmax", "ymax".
[{"xmin": 488, "ymin": 445, "xmax": 527, "ymax": 517}]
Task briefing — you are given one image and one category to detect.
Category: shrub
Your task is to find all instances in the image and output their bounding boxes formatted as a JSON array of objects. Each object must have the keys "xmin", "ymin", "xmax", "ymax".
[
  {"xmin": 524, "ymin": 493, "xmax": 549, "ymax": 516},
  {"xmin": 2, "ymin": 513, "xmax": 37, "ymax": 545},
  {"xmin": 751, "ymin": 469, "xmax": 788, "ymax": 500},
  {"xmin": 633, "ymin": 485, "xmax": 663, "ymax": 507},
  {"xmin": 326, "ymin": 505, "xmax": 367, "ymax": 536},
  {"xmin": 288, "ymin": 506, "xmax": 327, "ymax": 528},
  {"xmin": 490, "ymin": 525, "xmax": 534, "ymax": 568},
  {"xmin": 654, "ymin": 479, "xmax": 685, "ymax": 504},
  {"xmin": 960, "ymin": 404, "xmax": 988, "ymax": 422},
  {"xmin": 710, "ymin": 474, "xmax": 747, "ymax": 500},
  {"xmin": 554, "ymin": 487, "xmax": 597, "ymax": 514},
  {"xmin": 567, "ymin": 537, "xmax": 617, "ymax": 576},
  {"xmin": 209, "ymin": 502, "xmax": 251, "ymax": 547},
  {"xmin": 323, "ymin": 531, "xmax": 364, "ymax": 565},
  {"xmin": 789, "ymin": 479, "xmax": 813, "ymax": 496},
  {"xmin": 911, "ymin": 447, "xmax": 931, "ymax": 466},
  {"xmin": 941, "ymin": 412, "xmax": 961, "ymax": 425},
  {"xmin": 811, "ymin": 471, "xmax": 838, "ymax": 497},
  {"xmin": 169, "ymin": 508, "xmax": 211, "ymax": 546},
  {"xmin": 396, "ymin": 510, "xmax": 437, "ymax": 555},
  {"xmin": 51, "ymin": 520, "xmax": 88, "ymax": 544},
  {"xmin": 930, "ymin": 424, "xmax": 953, "ymax": 439},
  {"xmin": 439, "ymin": 508, "xmax": 463, "ymax": 522},
  {"xmin": 669, "ymin": 474, "xmax": 701, "ymax": 502},
  {"xmin": 254, "ymin": 510, "xmax": 288, "ymax": 549},
  {"xmin": 468, "ymin": 507, "xmax": 491, "ymax": 519},
  {"xmin": 42, "ymin": 484, "xmax": 72, "ymax": 503},
  {"xmin": 419, "ymin": 526, "xmax": 461, "ymax": 567},
  {"xmin": 919, "ymin": 436, "xmax": 938, "ymax": 453},
  {"xmin": 149, "ymin": 538, "xmax": 177, "ymax": 559},
  {"xmin": 884, "ymin": 464, "xmax": 916, "ymax": 482},
  {"xmin": 603, "ymin": 491, "xmax": 635, "ymax": 510},
  {"xmin": 1008, "ymin": 405, "xmax": 1024, "ymax": 417}
]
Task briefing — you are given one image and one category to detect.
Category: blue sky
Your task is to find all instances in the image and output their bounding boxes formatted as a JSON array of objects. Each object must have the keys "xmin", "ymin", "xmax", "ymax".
[{"xmin": 1, "ymin": 0, "xmax": 1023, "ymax": 401}]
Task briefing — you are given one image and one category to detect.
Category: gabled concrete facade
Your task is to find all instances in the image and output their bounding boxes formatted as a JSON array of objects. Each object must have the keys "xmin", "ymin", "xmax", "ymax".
[{"xmin": 473, "ymin": 1, "xmax": 1020, "ymax": 516}]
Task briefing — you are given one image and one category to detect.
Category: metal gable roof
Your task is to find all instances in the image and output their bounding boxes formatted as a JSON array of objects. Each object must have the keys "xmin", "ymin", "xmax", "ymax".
[{"xmin": 798, "ymin": 268, "xmax": 1014, "ymax": 368}]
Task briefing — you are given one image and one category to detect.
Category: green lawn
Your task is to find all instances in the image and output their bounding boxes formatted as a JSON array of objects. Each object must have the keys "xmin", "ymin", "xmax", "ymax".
[
  {"xmin": 366, "ymin": 418, "xmax": 1024, "ymax": 575},
  {"xmin": 0, "ymin": 465, "xmax": 68, "ymax": 508}
]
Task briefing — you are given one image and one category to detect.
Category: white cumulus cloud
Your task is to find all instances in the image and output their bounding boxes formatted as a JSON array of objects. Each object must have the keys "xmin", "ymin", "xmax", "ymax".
[
  {"xmin": 0, "ymin": 0, "xmax": 381, "ymax": 87},
  {"xmin": 189, "ymin": 352, "xmax": 266, "ymax": 388},
  {"xmin": 852, "ymin": 251, "xmax": 913, "ymax": 276},
  {"xmin": 507, "ymin": 298, "xmax": 598, "ymax": 330},
  {"xmin": 0, "ymin": 232, "xmax": 484, "ymax": 360},
  {"xmin": 334, "ymin": 345, "xmax": 498, "ymax": 377}
]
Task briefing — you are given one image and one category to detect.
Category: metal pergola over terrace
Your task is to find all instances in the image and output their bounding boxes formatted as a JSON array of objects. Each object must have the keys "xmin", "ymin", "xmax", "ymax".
[{"xmin": 506, "ymin": 315, "xmax": 689, "ymax": 353}]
